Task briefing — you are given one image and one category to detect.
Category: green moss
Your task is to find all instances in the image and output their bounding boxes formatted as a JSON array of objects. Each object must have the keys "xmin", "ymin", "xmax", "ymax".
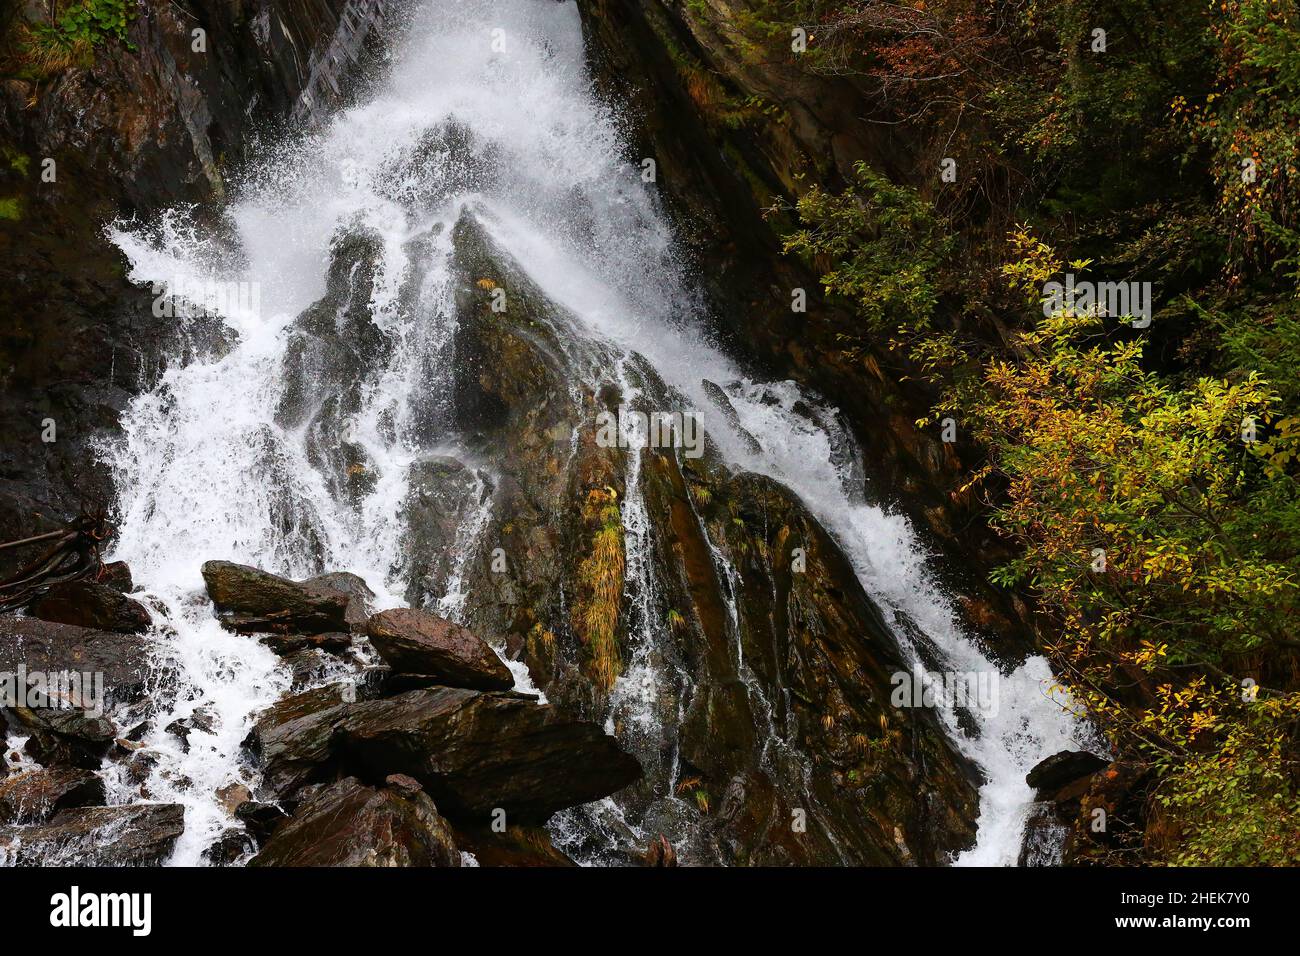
[
  {"xmin": 0, "ymin": 196, "xmax": 22, "ymax": 220},
  {"xmin": 2, "ymin": 147, "xmax": 30, "ymax": 177}
]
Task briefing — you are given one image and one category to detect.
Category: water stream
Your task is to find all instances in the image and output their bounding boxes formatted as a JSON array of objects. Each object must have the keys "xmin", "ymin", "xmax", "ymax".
[{"xmin": 94, "ymin": 0, "xmax": 1094, "ymax": 866}]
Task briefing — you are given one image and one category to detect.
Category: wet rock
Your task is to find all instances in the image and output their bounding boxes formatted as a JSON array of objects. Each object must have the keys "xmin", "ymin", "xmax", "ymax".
[
  {"xmin": 26, "ymin": 580, "xmax": 152, "ymax": 634},
  {"xmin": 365, "ymin": 608, "xmax": 513, "ymax": 691},
  {"xmin": 2, "ymin": 705, "xmax": 116, "ymax": 770},
  {"xmin": 243, "ymin": 683, "xmax": 359, "ymax": 799},
  {"xmin": 248, "ymin": 776, "xmax": 460, "ymax": 867},
  {"xmin": 1062, "ymin": 761, "xmax": 1154, "ymax": 864},
  {"xmin": 203, "ymin": 827, "xmax": 257, "ymax": 866},
  {"xmin": 0, "ymin": 804, "xmax": 184, "ymax": 865},
  {"xmin": 337, "ymin": 686, "xmax": 642, "ymax": 823},
  {"xmin": 0, "ymin": 767, "xmax": 106, "ymax": 824},
  {"xmin": 645, "ymin": 834, "xmax": 677, "ymax": 867},
  {"xmin": 434, "ymin": 215, "xmax": 980, "ymax": 864},
  {"xmin": 165, "ymin": 706, "xmax": 217, "ymax": 753},
  {"xmin": 1027, "ymin": 750, "xmax": 1110, "ymax": 794},
  {"xmin": 453, "ymin": 823, "xmax": 577, "ymax": 867},
  {"xmin": 235, "ymin": 800, "xmax": 290, "ymax": 847},
  {"xmin": 280, "ymin": 647, "xmax": 358, "ymax": 692},
  {"xmin": 96, "ymin": 562, "xmax": 135, "ymax": 593},
  {"xmin": 300, "ymin": 573, "xmax": 374, "ymax": 633},
  {"xmin": 0, "ymin": 616, "xmax": 155, "ymax": 707},
  {"xmin": 398, "ymin": 457, "xmax": 481, "ymax": 607},
  {"xmin": 201, "ymin": 560, "xmax": 351, "ymax": 634},
  {"xmin": 275, "ymin": 230, "xmax": 392, "ymax": 508},
  {"xmin": 260, "ymin": 631, "xmax": 353, "ymax": 656},
  {"xmin": 216, "ymin": 782, "xmax": 252, "ymax": 815}
]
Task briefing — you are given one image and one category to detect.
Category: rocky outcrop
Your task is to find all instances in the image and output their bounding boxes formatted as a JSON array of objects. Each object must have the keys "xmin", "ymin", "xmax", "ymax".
[
  {"xmin": 201, "ymin": 560, "xmax": 353, "ymax": 634},
  {"xmin": 1019, "ymin": 749, "xmax": 1118, "ymax": 866},
  {"xmin": 243, "ymin": 682, "xmax": 360, "ymax": 800},
  {"xmin": 337, "ymin": 687, "xmax": 642, "ymax": 824},
  {"xmin": 0, "ymin": 767, "xmax": 106, "ymax": 824},
  {"xmin": 26, "ymin": 580, "xmax": 152, "ymax": 633},
  {"xmin": 0, "ymin": 803, "xmax": 184, "ymax": 865},
  {"xmin": 402, "ymin": 215, "xmax": 981, "ymax": 864},
  {"xmin": 571, "ymin": 0, "xmax": 1035, "ymax": 652},
  {"xmin": 0, "ymin": 615, "xmax": 155, "ymax": 706},
  {"xmin": 366, "ymin": 608, "xmax": 513, "ymax": 691},
  {"xmin": 249, "ymin": 775, "xmax": 460, "ymax": 867},
  {"xmin": 0, "ymin": 0, "xmax": 383, "ymax": 577}
]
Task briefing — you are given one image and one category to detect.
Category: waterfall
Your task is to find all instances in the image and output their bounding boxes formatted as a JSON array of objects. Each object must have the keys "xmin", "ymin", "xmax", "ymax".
[{"xmin": 97, "ymin": 0, "xmax": 1095, "ymax": 866}]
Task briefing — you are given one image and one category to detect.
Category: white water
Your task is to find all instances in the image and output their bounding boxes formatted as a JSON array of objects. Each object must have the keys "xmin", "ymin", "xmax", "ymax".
[{"xmin": 95, "ymin": 0, "xmax": 1094, "ymax": 866}]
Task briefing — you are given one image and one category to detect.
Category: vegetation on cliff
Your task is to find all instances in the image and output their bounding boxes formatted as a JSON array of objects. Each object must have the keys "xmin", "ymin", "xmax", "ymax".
[{"xmin": 767, "ymin": 0, "xmax": 1300, "ymax": 864}]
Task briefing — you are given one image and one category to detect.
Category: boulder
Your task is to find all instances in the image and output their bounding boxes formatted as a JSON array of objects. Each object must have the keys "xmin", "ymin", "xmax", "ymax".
[
  {"xmin": 0, "ymin": 616, "xmax": 155, "ymax": 707},
  {"xmin": 242, "ymin": 683, "xmax": 357, "ymax": 799},
  {"xmin": 235, "ymin": 800, "xmax": 290, "ymax": 846},
  {"xmin": 0, "ymin": 804, "xmax": 184, "ymax": 865},
  {"xmin": 2, "ymin": 705, "xmax": 116, "ymax": 770},
  {"xmin": 216, "ymin": 782, "xmax": 252, "ymax": 815},
  {"xmin": 337, "ymin": 686, "xmax": 641, "ymax": 823},
  {"xmin": 248, "ymin": 776, "xmax": 460, "ymax": 867},
  {"xmin": 454, "ymin": 823, "xmax": 577, "ymax": 867},
  {"xmin": 203, "ymin": 827, "xmax": 257, "ymax": 866},
  {"xmin": 0, "ymin": 767, "xmax": 105, "ymax": 824},
  {"xmin": 365, "ymin": 608, "xmax": 512, "ymax": 691},
  {"xmin": 1026, "ymin": 750, "xmax": 1110, "ymax": 794},
  {"xmin": 200, "ymin": 561, "xmax": 350, "ymax": 634},
  {"xmin": 260, "ymin": 631, "xmax": 353, "ymax": 656},
  {"xmin": 96, "ymin": 561, "xmax": 135, "ymax": 593},
  {"xmin": 300, "ymin": 572, "xmax": 374, "ymax": 632},
  {"xmin": 26, "ymin": 580, "xmax": 152, "ymax": 633}
]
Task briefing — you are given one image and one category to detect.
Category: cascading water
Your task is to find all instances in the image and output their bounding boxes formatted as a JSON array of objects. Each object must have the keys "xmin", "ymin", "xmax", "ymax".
[{"xmin": 88, "ymin": 0, "xmax": 1095, "ymax": 866}]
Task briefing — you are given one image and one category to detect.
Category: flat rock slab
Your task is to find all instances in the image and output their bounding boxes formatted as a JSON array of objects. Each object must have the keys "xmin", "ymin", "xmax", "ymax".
[
  {"xmin": 0, "ymin": 803, "xmax": 184, "ymax": 865},
  {"xmin": 249, "ymin": 776, "xmax": 460, "ymax": 867},
  {"xmin": 337, "ymin": 686, "xmax": 641, "ymax": 824},
  {"xmin": 366, "ymin": 607, "xmax": 512, "ymax": 690},
  {"xmin": 201, "ymin": 561, "xmax": 352, "ymax": 634}
]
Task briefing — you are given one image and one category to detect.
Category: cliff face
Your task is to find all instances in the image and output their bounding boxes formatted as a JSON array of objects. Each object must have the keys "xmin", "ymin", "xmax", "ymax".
[
  {"xmin": 0, "ymin": 0, "xmax": 382, "ymax": 565},
  {"xmin": 573, "ymin": 0, "xmax": 1034, "ymax": 653}
]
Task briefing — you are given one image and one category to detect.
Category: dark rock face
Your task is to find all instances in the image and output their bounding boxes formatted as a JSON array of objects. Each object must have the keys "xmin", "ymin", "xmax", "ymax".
[
  {"xmin": 301, "ymin": 572, "xmax": 374, "ymax": 632},
  {"xmin": 249, "ymin": 776, "xmax": 460, "ymax": 867},
  {"xmin": 0, "ymin": 803, "xmax": 184, "ymax": 866},
  {"xmin": 336, "ymin": 687, "xmax": 642, "ymax": 824},
  {"xmin": 366, "ymin": 608, "xmax": 513, "ymax": 691},
  {"xmin": 4, "ymin": 706, "xmax": 115, "ymax": 770},
  {"xmin": 0, "ymin": 615, "xmax": 155, "ymax": 707},
  {"xmin": 1018, "ymin": 750, "xmax": 1121, "ymax": 866},
  {"xmin": 420, "ymin": 217, "xmax": 979, "ymax": 864},
  {"xmin": 571, "ymin": 0, "xmax": 1035, "ymax": 652},
  {"xmin": 454, "ymin": 824, "xmax": 577, "ymax": 867},
  {"xmin": 0, "ymin": 0, "xmax": 374, "ymax": 578},
  {"xmin": 1027, "ymin": 750, "xmax": 1109, "ymax": 794},
  {"xmin": 0, "ymin": 767, "xmax": 106, "ymax": 824},
  {"xmin": 242, "ymin": 683, "xmax": 358, "ymax": 800},
  {"xmin": 201, "ymin": 561, "xmax": 351, "ymax": 634},
  {"xmin": 235, "ymin": 801, "xmax": 291, "ymax": 847},
  {"xmin": 26, "ymin": 580, "xmax": 152, "ymax": 633}
]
